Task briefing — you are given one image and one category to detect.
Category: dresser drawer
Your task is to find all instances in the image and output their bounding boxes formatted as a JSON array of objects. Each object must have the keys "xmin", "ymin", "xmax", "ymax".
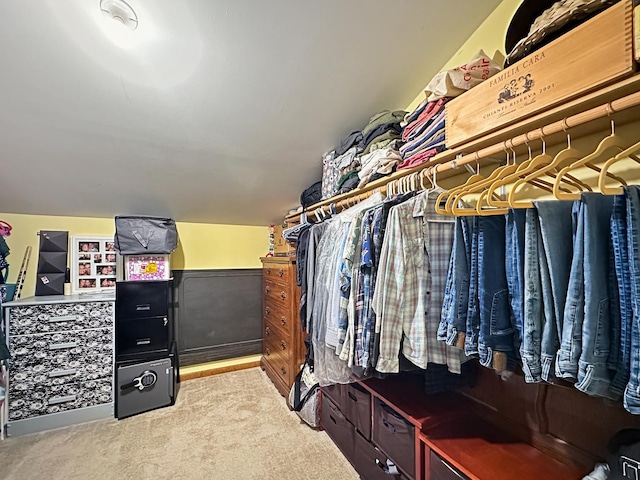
[
  {"xmin": 264, "ymin": 300, "xmax": 293, "ymax": 337},
  {"xmin": 8, "ymin": 377, "xmax": 113, "ymax": 421},
  {"xmin": 8, "ymin": 302, "xmax": 114, "ymax": 336},
  {"xmin": 9, "ymin": 328, "xmax": 113, "ymax": 371},
  {"xmin": 263, "ymin": 279, "xmax": 291, "ymax": 306},
  {"xmin": 263, "ymin": 314, "xmax": 292, "ymax": 347},
  {"xmin": 263, "ymin": 328, "xmax": 293, "ymax": 363},
  {"xmin": 262, "ymin": 340, "xmax": 291, "ymax": 386},
  {"xmin": 9, "ymin": 353, "xmax": 113, "ymax": 393},
  {"xmin": 263, "ymin": 263, "xmax": 291, "ymax": 285}
]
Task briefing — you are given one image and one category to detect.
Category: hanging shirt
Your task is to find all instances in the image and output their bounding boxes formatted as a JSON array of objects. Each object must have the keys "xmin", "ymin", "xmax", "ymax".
[{"xmin": 373, "ymin": 191, "xmax": 466, "ymax": 374}]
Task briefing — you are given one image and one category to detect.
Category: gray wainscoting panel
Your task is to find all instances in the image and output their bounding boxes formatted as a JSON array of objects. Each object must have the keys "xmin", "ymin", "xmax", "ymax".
[{"xmin": 172, "ymin": 269, "xmax": 262, "ymax": 366}]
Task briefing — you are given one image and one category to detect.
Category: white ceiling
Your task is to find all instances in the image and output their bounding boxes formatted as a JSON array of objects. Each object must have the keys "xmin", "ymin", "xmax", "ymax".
[{"xmin": 0, "ymin": 0, "xmax": 503, "ymax": 225}]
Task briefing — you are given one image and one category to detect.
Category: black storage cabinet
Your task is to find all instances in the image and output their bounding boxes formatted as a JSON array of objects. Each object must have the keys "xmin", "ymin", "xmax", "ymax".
[{"xmin": 116, "ymin": 280, "xmax": 173, "ymax": 360}]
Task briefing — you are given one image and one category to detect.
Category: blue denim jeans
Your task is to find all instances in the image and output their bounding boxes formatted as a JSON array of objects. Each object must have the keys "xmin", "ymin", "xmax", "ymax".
[
  {"xmin": 465, "ymin": 217, "xmax": 480, "ymax": 357},
  {"xmin": 555, "ymin": 200, "xmax": 584, "ymax": 381},
  {"xmin": 521, "ymin": 209, "xmax": 543, "ymax": 383},
  {"xmin": 611, "ymin": 194, "xmax": 632, "ymax": 396},
  {"xmin": 477, "ymin": 216, "xmax": 516, "ymax": 370},
  {"xmin": 574, "ymin": 193, "xmax": 618, "ymax": 399},
  {"xmin": 505, "ymin": 209, "xmax": 526, "ymax": 357},
  {"xmin": 534, "ymin": 200, "xmax": 575, "ymax": 382},
  {"xmin": 439, "ymin": 217, "xmax": 470, "ymax": 348},
  {"xmin": 624, "ymin": 186, "xmax": 640, "ymax": 413}
]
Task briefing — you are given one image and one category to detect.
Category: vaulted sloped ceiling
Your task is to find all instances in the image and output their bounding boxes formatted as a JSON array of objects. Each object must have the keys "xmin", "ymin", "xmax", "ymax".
[{"xmin": 0, "ymin": 0, "xmax": 503, "ymax": 225}]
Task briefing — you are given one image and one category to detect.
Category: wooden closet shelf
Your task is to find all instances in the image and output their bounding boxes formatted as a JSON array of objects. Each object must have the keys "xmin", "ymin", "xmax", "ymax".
[
  {"xmin": 286, "ymin": 73, "xmax": 640, "ymax": 223},
  {"xmin": 420, "ymin": 417, "xmax": 585, "ymax": 480}
]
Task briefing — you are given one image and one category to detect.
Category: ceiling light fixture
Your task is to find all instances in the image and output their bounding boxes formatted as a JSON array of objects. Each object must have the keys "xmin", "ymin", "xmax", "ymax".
[{"xmin": 100, "ymin": 0, "xmax": 138, "ymax": 30}]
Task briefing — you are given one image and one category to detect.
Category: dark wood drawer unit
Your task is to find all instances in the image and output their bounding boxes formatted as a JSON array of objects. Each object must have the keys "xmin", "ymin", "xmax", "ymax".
[
  {"xmin": 321, "ymin": 394, "xmax": 355, "ymax": 462},
  {"xmin": 322, "ymin": 382, "xmax": 347, "ymax": 409},
  {"xmin": 355, "ymin": 430, "xmax": 408, "ymax": 480},
  {"xmin": 260, "ymin": 257, "xmax": 305, "ymax": 397}
]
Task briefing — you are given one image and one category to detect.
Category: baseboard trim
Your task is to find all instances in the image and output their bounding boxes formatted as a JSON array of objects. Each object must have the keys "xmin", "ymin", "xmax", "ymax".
[{"xmin": 179, "ymin": 354, "xmax": 262, "ymax": 381}]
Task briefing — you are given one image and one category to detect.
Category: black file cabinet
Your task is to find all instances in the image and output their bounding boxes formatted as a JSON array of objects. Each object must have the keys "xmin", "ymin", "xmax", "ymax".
[
  {"xmin": 115, "ymin": 279, "xmax": 178, "ymax": 419},
  {"xmin": 115, "ymin": 280, "xmax": 174, "ymax": 361}
]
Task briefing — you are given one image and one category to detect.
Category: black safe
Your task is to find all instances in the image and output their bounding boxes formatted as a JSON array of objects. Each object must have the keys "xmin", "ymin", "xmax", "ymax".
[
  {"xmin": 115, "ymin": 279, "xmax": 174, "ymax": 361},
  {"xmin": 116, "ymin": 342, "xmax": 178, "ymax": 419}
]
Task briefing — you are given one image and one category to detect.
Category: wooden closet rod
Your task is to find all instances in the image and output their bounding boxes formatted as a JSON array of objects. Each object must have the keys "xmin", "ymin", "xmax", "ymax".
[{"xmin": 288, "ymin": 87, "xmax": 640, "ymax": 223}]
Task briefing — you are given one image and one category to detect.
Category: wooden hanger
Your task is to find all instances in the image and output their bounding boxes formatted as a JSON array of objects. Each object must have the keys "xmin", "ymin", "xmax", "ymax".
[
  {"xmin": 553, "ymin": 119, "xmax": 626, "ymax": 200},
  {"xmin": 599, "ymin": 140, "xmax": 640, "ymax": 195},
  {"xmin": 509, "ymin": 125, "xmax": 583, "ymax": 208}
]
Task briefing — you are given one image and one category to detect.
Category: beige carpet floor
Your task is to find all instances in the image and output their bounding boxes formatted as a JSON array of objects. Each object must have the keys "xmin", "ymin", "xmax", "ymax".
[{"xmin": 0, "ymin": 368, "xmax": 359, "ymax": 480}]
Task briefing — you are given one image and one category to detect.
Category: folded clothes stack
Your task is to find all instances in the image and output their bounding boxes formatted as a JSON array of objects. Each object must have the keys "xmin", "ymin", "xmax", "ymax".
[
  {"xmin": 321, "ymin": 109, "xmax": 407, "ymax": 198},
  {"xmin": 397, "ymin": 97, "xmax": 449, "ymax": 170}
]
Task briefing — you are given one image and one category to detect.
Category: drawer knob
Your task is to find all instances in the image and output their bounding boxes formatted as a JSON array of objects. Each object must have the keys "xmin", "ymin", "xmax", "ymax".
[
  {"xmin": 266, "ymin": 268, "xmax": 271, "ymax": 275},
  {"xmin": 265, "ymin": 286, "xmax": 271, "ymax": 294},
  {"xmin": 280, "ymin": 366, "xmax": 287, "ymax": 375},
  {"xmin": 280, "ymin": 316, "xmax": 287, "ymax": 326},
  {"xmin": 278, "ymin": 268, "xmax": 284, "ymax": 277},
  {"xmin": 265, "ymin": 307, "xmax": 271, "ymax": 316},
  {"xmin": 265, "ymin": 347, "xmax": 271, "ymax": 356},
  {"xmin": 280, "ymin": 340, "xmax": 287, "ymax": 350},
  {"xmin": 265, "ymin": 326, "xmax": 271, "ymax": 336},
  {"xmin": 280, "ymin": 291, "xmax": 286, "ymax": 300}
]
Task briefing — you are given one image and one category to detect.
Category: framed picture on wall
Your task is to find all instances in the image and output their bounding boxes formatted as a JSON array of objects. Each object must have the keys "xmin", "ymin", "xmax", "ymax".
[{"xmin": 71, "ymin": 235, "xmax": 118, "ymax": 294}]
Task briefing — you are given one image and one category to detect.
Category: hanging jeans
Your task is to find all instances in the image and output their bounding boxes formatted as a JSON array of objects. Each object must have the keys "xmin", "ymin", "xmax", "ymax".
[
  {"xmin": 534, "ymin": 200, "xmax": 575, "ymax": 382},
  {"xmin": 439, "ymin": 217, "xmax": 471, "ymax": 348},
  {"xmin": 477, "ymin": 215, "xmax": 516, "ymax": 370},
  {"xmin": 555, "ymin": 194, "xmax": 618, "ymax": 399},
  {"xmin": 465, "ymin": 217, "xmax": 481, "ymax": 357},
  {"xmin": 611, "ymin": 193, "xmax": 632, "ymax": 397},
  {"xmin": 521, "ymin": 209, "xmax": 544, "ymax": 383},
  {"xmin": 555, "ymin": 201, "xmax": 584, "ymax": 381},
  {"xmin": 505, "ymin": 209, "xmax": 526, "ymax": 357},
  {"xmin": 624, "ymin": 186, "xmax": 640, "ymax": 413}
]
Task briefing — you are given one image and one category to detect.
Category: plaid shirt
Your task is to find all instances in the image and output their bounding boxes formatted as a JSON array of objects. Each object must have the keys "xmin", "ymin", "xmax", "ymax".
[
  {"xmin": 373, "ymin": 191, "xmax": 466, "ymax": 373},
  {"xmin": 354, "ymin": 206, "xmax": 380, "ymax": 368}
]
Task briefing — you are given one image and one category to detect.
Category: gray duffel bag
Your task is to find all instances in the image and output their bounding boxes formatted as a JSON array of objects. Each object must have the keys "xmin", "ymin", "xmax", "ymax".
[{"xmin": 114, "ymin": 215, "xmax": 178, "ymax": 255}]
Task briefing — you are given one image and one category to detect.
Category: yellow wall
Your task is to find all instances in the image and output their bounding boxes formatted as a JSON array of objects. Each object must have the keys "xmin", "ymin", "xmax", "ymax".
[
  {"xmin": 0, "ymin": 212, "xmax": 268, "ymax": 298},
  {"xmin": 405, "ymin": 0, "xmax": 521, "ymax": 113}
]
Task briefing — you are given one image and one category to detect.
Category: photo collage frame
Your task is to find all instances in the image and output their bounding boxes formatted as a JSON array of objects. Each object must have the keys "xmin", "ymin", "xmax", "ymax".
[{"xmin": 71, "ymin": 235, "xmax": 118, "ymax": 293}]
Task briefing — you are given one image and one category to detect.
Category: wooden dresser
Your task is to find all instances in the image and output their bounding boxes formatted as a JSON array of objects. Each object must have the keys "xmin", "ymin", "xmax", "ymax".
[{"xmin": 260, "ymin": 257, "xmax": 305, "ymax": 397}]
